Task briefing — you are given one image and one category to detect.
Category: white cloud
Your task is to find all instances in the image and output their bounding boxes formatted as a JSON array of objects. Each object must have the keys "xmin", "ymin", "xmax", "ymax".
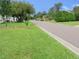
[
  {"xmin": 76, "ymin": 4, "xmax": 79, "ymax": 6},
  {"xmin": 72, "ymin": 4, "xmax": 79, "ymax": 7},
  {"xmin": 62, "ymin": 4, "xmax": 79, "ymax": 11},
  {"xmin": 62, "ymin": 6, "xmax": 70, "ymax": 11}
]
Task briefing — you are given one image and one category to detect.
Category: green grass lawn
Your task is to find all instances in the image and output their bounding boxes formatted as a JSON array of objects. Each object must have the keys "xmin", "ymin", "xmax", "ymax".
[
  {"xmin": 0, "ymin": 22, "xmax": 79, "ymax": 59},
  {"xmin": 59, "ymin": 21, "xmax": 79, "ymax": 26}
]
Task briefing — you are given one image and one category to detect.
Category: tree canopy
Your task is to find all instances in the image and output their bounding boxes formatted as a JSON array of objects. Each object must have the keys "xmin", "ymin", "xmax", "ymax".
[
  {"xmin": 48, "ymin": 2, "xmax": 76, "ymax": 22},
  {"xmin": 0, "ymin": 0, "xmax": 35, "ymax": 22},
  {"xmin": 11, "ymin": 2, "xmax": 35, "ymax": 22},
  {"xmin": 0, "ymin": 0, "xmax": 11, "ymax": 17},
  {"xmin": 73, "ymin": 6, "xmax": 79, "ymax": 21}
]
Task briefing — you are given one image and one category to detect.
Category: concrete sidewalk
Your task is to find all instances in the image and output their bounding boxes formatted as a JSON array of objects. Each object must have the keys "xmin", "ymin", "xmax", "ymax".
[{"xmin": 32, "ymin": 20, "xmax": 79, "ymax": 55}]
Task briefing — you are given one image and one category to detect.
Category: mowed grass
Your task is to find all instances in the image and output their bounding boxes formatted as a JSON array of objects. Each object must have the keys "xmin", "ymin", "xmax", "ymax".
[
  {"xmin": 0, "ymin": 22, "xmax": 79, "ymax": 59},
  {"xmin": 59, "ymin": 21, "xmax": 79, "ymax": 26},
  {"xmin": 0, "ymin": 22, "xmax": 31, "ymax": 29}
]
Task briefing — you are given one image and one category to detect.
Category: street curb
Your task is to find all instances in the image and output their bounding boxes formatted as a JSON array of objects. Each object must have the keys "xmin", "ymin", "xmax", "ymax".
[{"xmin": 35, "ymin": 23, "xmax": 79, "ymax": 56}]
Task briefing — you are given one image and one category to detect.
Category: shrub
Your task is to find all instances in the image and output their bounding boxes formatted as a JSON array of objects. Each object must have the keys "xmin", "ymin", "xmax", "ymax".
[{"xmin": 53, "ymin": 11, "xmax": 75, "ymax": 22}]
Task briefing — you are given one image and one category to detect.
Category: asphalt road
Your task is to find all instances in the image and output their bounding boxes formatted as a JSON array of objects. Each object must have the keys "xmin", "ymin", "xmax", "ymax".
[{"xmin": 32, "ymin": 20, "xmax": 79, "ymax": 48}]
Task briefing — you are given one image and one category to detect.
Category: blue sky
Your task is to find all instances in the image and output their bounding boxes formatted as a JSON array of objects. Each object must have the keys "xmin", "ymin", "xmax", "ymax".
[{"xmin": 21, "ymin": 0, "xmax": 78, "ymax": 12}]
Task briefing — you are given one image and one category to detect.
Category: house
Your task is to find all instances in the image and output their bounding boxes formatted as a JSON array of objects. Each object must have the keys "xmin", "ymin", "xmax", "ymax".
[{"xmin": 0, "ymin": 16, "xmax": 17, "ymax": 23}]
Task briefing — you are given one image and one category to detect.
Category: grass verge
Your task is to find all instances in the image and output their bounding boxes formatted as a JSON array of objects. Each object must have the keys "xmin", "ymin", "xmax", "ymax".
[
  {"xmin": 0, "ymin": 22, "xmax": 79, "ymax": 59},
  {"xmin": 59, "ymin": 21, "xmax": 79, "ymax": 26}
]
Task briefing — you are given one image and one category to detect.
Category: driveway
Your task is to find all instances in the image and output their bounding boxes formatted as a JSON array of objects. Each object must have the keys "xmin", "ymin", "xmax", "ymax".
[{"xmin": 32, "ymin": 20, "xmax": 79, "ymax": 55}]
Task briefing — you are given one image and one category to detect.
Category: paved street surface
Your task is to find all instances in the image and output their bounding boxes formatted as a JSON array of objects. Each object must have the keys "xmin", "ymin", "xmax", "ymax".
[{"xmin": 32, "ymin": 20, "xmax": 79, "ymax": 48}]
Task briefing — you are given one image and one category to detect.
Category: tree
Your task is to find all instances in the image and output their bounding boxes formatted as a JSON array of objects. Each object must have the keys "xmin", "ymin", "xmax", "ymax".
[
  {"xmin": 0, "ymin": 0, "xmax": 11, "ymax": 27},
  {"xmin": 11, "ymin": 2, "xmax": 35, "ymax": 22},
  {"xmin": 0, "ymin": 0, "xmax": 11, "ymax": 19},
  {"xmin": 34, "ymin": 11, "xmax": 47, "ymax": 21},
  {"xmin": 48, "ymin": 2, "xmax": 75, "ymax": 22},
  {"xmin": 54, "ymin": 2, "xmax": 63, "ymax": 11},
  {"xmin": 48, "ymin": 7, "xmax": 55, "ymax": 20},
  {"xmin": 48, "ymin": 2, "xmax": 63, "ymax": 20},
  {"xmin": 54, "ymin": 11, "xmax": 75, "ymax": 22},
  {"xmin": 73, "ymin": 6, "xmax": 79, "ymax": 21}
]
